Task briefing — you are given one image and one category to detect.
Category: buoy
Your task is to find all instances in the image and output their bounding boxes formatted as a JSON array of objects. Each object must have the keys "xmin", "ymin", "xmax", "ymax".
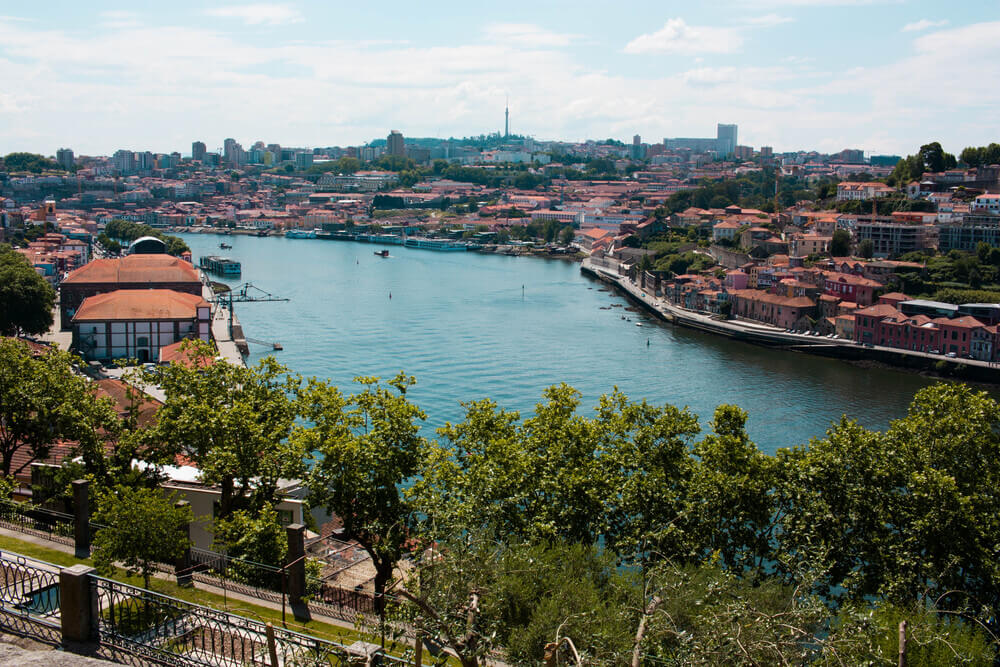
[{"xmin": 389, "ymin": 292, "xmax": 392, "ymax": 299}]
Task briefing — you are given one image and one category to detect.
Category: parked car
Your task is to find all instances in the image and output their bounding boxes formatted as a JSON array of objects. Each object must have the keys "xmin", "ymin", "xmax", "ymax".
[{"xmin": 946, "ymin": 351, "xmax": 957, "ymax": 358}]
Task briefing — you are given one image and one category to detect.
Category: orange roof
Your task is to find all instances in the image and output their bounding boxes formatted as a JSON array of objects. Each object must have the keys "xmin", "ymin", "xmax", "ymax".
[
  {"xmin": 158, "ymin": 339, "xmax": 216, "ymax": 368},
  {"xmin": 74, "ymin": 289, "xmax": 209, "ymax": 322},
  {"xmin": 63, "ymin": 255, "xmax": 199, "ymax": 285}
]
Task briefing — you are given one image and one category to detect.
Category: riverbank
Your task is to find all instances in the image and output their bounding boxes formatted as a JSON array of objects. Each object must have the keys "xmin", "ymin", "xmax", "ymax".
[{"xmin": 581, "ymin": 257, "xmax": 1000, "ymax": 385}]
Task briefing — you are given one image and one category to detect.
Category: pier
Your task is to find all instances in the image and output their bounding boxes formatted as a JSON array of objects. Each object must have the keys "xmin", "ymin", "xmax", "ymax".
[{"xmin": 201, "ymin": 280, "xmax": 247, "ymax": 365}]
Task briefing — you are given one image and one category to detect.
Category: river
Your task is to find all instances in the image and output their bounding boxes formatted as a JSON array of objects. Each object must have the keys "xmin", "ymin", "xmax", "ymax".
[{"xmin": 180, "ymin": 232, "xmax": 937, "ymax": 453}]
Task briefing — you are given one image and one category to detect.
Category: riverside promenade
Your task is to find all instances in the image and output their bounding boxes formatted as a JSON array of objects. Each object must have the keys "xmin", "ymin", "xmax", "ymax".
[
  {"xmin": 201, "ymin": 277, "xmax": 247, "ymax": 367},
  {"xmin": 580, "ymin": 256, "xmax": 1000, "ymax": 382}
]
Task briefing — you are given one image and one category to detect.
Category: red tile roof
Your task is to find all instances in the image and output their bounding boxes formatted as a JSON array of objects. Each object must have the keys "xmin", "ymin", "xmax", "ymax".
[
  {"xmin": 74, "ymin": 289, "xmax": 209, "ymax": 322},
  {"xmin": 62, "ymin": 255, "xmax": 199, "ymax": 285}
]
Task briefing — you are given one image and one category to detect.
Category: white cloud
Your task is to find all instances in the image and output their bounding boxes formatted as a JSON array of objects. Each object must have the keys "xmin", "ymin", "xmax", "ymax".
[
  {"xmin": 483, "ymin": 23, "xmax": 579, "ymax": 47},
  {"xmin": 624, "ymin": 18, "xmax": 743, "ymax": 55},
  {"xmin": 901, "ymin": 19, "xmax": 949, "ymax": 32},
  {"xmin": 204, "ymin": 3, "xmax": 303, "ymax": 26},
  {"xmin": 0, "ymin": 13, "xmax": 996, "ymax": 156}
]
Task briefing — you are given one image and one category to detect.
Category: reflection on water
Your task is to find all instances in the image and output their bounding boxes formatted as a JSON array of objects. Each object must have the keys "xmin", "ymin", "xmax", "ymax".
[{"xmin": 181, "ymin": 233, "xmax": 937, "ymax": 453}]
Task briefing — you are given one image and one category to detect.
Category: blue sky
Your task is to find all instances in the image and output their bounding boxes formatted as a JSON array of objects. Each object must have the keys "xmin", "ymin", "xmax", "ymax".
[{"xmin": 1, "ymin": 1, "xmax": 998, "ymax": 156}]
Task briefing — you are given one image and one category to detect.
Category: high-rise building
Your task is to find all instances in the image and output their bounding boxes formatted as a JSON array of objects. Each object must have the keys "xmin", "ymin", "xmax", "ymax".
[
  {"xmin": 760, "ymin": 146, "xmax": 774, "ymax": 159},
  {"xmin": 717, "ymin": 124, "xmax": 738, "ymax": 156},
  {"xmin": 631, "ymin": 135, "xmax": 645, "ymax": 160},
  {"xmin": 223, "ymin": 138, "xmax": 244, "ymax": 166},
  {"xmin": 137, "ymin": 151, "xmax": 155, "ymax": 171},
  {"xmin": 192, "ymin": 141, "xmax": 207, "ymax": 162},
  {"xmin": 56, "ymin": 148, "xmax": 74, "ymax": 170},
  {"xmin": 387, "ymin": 130, "xmax": 405, "ymax": 157},
  {"xmin": 112, "ymin": 149, "xmax": 136, "ymax": 175}
]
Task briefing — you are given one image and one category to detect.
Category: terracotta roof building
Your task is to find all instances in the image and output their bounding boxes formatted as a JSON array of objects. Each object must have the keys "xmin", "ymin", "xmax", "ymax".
[
  {"xmin": 72, "ymin": 289, "xmax": 211, "ymax": 363},
  {"xmin": 60, "ymin": 255, "xmax": 202, "ymax": 328}
]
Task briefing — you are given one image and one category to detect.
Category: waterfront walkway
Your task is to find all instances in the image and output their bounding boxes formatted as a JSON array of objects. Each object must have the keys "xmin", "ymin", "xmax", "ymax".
[
  {"xmin": 202, "ymin": 281, "xmax": 246, "ymax": 367},
  {"xmin": 581, "ymin": 257, "xmax": 1000, "ymax": 375}
]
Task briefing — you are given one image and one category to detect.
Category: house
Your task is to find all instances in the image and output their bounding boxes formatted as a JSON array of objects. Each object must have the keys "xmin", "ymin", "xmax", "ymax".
[
  {"xmin": 728, "ymin": 290, "xmax": 816, "ymax": 329},
  {"xmin": 823, "ymin": 272, "xmax": 880, "ymax": 306},
  {"xmin": 72, "ymin": 289, "xmax": 212, "ymax": 363},
  {"xmin": 836, "ymin": 181, "xmax": 895, "ymax": 201}
]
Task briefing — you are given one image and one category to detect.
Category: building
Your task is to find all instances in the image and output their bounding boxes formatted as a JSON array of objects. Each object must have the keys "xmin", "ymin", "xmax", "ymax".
[
  {"xmin": 717, "ymin": 124, "xmax": 738, "ymax": 156},
  {"xmin": 72, "ymin": 289, "xmax": 212, "ymax": 363},
  {"xmin": 728, "ymin": 289, "xmax": 815, "ymax": 329},
  {"xmin": 387, "ymin": 130, "xmax": 405, "ymax": 157},
  {"xmin": 56, "ymin": 148, "xmax": 74, "ymax": 171},
  {"xmin": 192, "ymin": 141, "xmax": 207, "ymax": 162},
  {"xmin": 59, "ymin": 254, "xmax": 202, "ymax": 329},
  {"xmin": 836, "ymin": 182, "xmax": 895, "ymax": 201},
  {"xmin": 112, "ymin": 149, "xmax": 136, "ymax": 175},
  {"xmin": 971, "ymin": 194, "xmax": 1000, "ymax": 214},
  {"xmin": 938, "ymin": 213, "xmax": 1000, "ymax": 252},
  {"xmin": 854, "ymin": 216, "xmax": 938, "ymax": 257}
]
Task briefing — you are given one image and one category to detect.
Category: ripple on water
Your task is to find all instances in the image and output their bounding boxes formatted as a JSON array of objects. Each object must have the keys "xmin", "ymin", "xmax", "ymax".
[{"xmin": 181, "ymin": 234, "xmax": 939, "ymax": 453}]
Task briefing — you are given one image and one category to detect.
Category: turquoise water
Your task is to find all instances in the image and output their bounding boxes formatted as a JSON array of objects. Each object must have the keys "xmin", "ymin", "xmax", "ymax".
[{"xmin": 181, "ymin": 233, "xmax": 935, "ymax": 453}]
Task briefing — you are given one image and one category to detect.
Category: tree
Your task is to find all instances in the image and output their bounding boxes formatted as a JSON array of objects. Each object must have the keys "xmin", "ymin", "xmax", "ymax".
[
  {"xmin": 214, "ymin": 504, "xmax": 288, "ymax": 589},
  {"xmin": 0, "ymin": 246, "xmax": 55, "ymax": 336},
  {"xmin": 300, "ymin": 372, "xmax": 426, "ymax": 615},
  {"xmin": 2, "ymin": 152, "xmax": 62, "ymax": 173},
  {"xmin": 559, "ymin": 226, "xmax": 575, "ymax": 245},
  {"xmin": 0, "ymin": 339, "xmax": 98, "ymax": 477},
  {"xmin": 830, "ymin": 229, "xmax": 851, "ymax": 257},
  {"xmin": 92, "ymin": 486, "xmax": 192, "ymax": 588},
  {"xmin": 148, "ymin": 340, "xmax": 304, "ymax": 519},
  {"xmin": 858, "ymin": 238, "xmax": 874, "ymax": 259},
  {"xmin": 919, "ymin": 141, "xmax": 957, "ymax": 174}
]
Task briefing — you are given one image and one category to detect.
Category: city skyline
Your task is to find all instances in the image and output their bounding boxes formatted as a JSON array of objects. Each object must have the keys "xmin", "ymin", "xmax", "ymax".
[{"xmin": 0, "ymin": 1, "xmax": 998, "ymax": 156}]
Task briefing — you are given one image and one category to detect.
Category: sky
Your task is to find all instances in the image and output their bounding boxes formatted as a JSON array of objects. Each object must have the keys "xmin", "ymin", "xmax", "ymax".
[{"xmin": 1, "ymin": 1, "xmax": 998, "ymax": 157}]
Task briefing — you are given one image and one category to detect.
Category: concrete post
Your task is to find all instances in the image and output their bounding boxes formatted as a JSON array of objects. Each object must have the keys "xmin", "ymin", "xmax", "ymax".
[
  {"xmin": 285, "ymin": 523, "xmax": 306, "ymax": 608},
  {"xmin": 174, "ymin": 500, "xmax": 192, "ymax": 587},
  {"xmin": 72, "ymin": 479, "xmax": 90, "ymax": 558},
  {"xmin": 60, "ymin": 564, "xmax": 98, "ymax": 646}
]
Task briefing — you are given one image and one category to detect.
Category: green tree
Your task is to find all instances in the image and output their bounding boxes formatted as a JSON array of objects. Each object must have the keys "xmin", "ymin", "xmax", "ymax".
[
  {"xmin": 299, "ymin": 372, "xmax": 426, "ymax": 615},
  {"xmin": 858, "ymin": 238, "xmax": 874, "ymax": 259},
  {"xmin": 559, "ymin": 226, "xmax": 575, "ymax": 245},
  {"xmin": 2, "ymin": 152, "xmax": 62, "ymax": 173},
  {"xmin": 214, "ymin": 504, "xmax": 288, "ymax": 589},
  {"xmin": 0, "ymin": 245, "xmax": 56, "ymax": 336},
  {"xmin": 149, "ymin": 341, "xmax": 304, "ymax": 518},
  {"xmin": 830, "ymin": 229, "xmax": 851, "ymax": 257},
  {"xmin": 0, "ymin": 340, "xmax": 97, "ymax": 476},
  {"xmin": 92, "ymin": 486, "xmax": 192, "ymax": 588}
]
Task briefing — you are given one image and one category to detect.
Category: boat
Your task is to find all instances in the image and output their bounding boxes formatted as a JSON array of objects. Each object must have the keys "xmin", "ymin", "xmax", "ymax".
[
  {"xmin": 403, "ymin": 237, "xmax": 468, "ymax": 251},
  {"xmin": 219, "ymin": 242, "xmax": 232, "ymax": 249},
  {"xmin": 375, "ymin": 249, "xmax": 390, "ymax": 257},
  {"xmin": 285, "ymin": 229, "xmax": 318, "ymax": 239},
  {"xmin": 199, "ymin": 255, "xmax": 241, "ymax": 275}
]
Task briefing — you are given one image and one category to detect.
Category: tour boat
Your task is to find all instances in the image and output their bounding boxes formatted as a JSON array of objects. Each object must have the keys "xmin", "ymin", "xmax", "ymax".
[{"xmin": 375, "ymin": 249, "xmax": 390, "ymax": 257}]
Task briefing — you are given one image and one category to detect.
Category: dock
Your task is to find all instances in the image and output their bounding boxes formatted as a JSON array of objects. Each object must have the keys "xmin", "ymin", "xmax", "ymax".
[{"xmin": 202, "ymin": 281, "xmax": 247, "ymax": 366}]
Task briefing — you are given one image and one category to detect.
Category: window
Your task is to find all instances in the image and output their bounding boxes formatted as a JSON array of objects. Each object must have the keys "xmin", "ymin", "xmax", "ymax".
[{"xmin": 137, "ymin": 336, "xmax": 149, "ymax": 347}]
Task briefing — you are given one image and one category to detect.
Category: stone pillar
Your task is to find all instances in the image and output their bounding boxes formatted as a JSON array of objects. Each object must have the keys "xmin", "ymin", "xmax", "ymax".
[
  {"xmin": 72, "ymin": 479, "xmax": 90, "ymax": 558},
  {"xmin": 285, "ymin": 523, "xmax": 305, "ymax": 607},
  {"xmin": 174, "ymin": 500, "xmax": 192, "ymax": 587},
  {"xmin": 60, "ymin": 564, "xmax": 98, "ymax": 646}
]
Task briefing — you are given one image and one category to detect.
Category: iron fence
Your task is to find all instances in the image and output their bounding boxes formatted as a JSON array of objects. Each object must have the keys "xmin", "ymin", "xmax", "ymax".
[
  {"xmin": 92, "ymin": 574, "xmax": 362, "ymax": 666},
  {"xmin": 0, "ymin": 500, "xmax": 74, "ymax": 546},
  {"xmin": 0, "ymin": 551, "xmax": 62, "ymax": 628}
]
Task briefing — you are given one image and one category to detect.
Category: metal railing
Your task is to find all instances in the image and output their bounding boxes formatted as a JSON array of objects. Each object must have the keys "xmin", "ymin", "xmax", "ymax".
[
  {"xmin": 0, "ymin": 501, "xmax": 74, "ymax": 546},
  {"xmin": 0, "ymin": 551, "xmax": 62, "ymax": 628},
  {"xmin": 92, "ymin": 574, "xmax": 362, "ymax": 666}
]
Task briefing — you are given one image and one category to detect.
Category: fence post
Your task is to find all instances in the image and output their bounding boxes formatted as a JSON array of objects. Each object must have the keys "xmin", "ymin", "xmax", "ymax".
[
  {"xmin": 60, "ymin": 564, "xmax": 98, "ymax": 649},
  {"xmin": 285, "ymin": 523, "xmax": 306, "ymax": 613},
  {"xmin": 72, "ymin": 479, "xmax": 90, "ymax": 558},
  {"xmin": 174, "ymin": 500, "xmax": 192, "ymax": 587}
]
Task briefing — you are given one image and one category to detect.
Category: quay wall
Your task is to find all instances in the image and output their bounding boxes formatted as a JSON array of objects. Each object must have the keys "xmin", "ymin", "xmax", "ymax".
[{"xmin": 581, "ymin": 260, "xmax": 1000, "ymax": 384}]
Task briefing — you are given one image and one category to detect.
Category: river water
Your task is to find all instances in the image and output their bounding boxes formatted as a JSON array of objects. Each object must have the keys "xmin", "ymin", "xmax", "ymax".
[{"xmin": 181, "ymin": 233, "xmax": 936, "ymax": 453}]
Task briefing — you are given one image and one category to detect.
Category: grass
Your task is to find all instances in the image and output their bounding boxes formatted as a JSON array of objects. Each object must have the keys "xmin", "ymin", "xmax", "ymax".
[{"xmin": 0, "ymin": 534, "xmax": 423, "ymax": 661}]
